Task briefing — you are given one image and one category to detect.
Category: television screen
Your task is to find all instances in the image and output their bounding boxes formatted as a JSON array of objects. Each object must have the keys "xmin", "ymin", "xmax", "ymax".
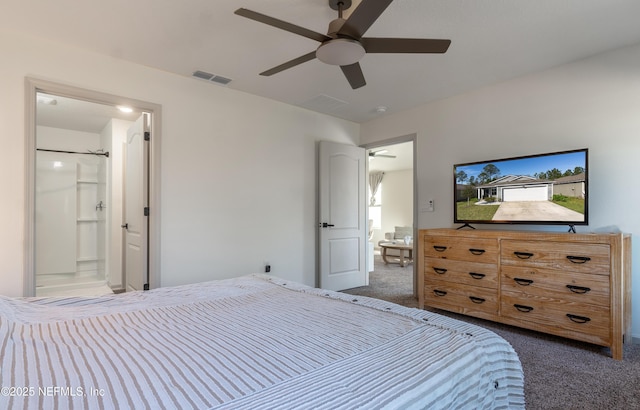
[{"xmin": 454, "ymin": 148, "xmax": 588, "ymax": 227}]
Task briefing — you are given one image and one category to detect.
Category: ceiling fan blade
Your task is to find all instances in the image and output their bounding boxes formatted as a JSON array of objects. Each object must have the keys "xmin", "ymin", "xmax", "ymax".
[
  {"xmin": 369, "ymin": 151, "xmax": 396, "ymax": 158},
  {"xmin": 361, "ymin": 38, "xmax": 451, "ymax": 54},
  {"xmin": 260, "ymin": 51, "xmax": 317, "ymax": 76},
  {"xmin": 340, "ymin": 63, "xmax": 366, "ymax": 89},
  {"xmin": 338, "ymin": 0, "xmax": 394, "ymax": 39},
  {"xmin": 235, "ymin": 8, "xmax": 331, "ymax": 43}
]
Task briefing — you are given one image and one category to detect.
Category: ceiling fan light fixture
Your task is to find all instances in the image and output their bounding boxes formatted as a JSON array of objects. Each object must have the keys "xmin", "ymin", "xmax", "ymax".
[
  {"xmin": 37, "ymin": 95, "xmax": 57, "ymax": 105},
  {"xmin": 316, "ymin": 38, "xmax": 365, "ymax": 66}
]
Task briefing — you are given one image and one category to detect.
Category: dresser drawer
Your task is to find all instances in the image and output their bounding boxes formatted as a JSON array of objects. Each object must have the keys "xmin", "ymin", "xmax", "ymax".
[
  {"xmin": 502, "ymin": 266, "xmax": 610, "ymax": 307},
  {"xmin": 501, "ymin": 240, "xmax": 610, "ymax": 275},
  {"xmin": 424, "ymin": 236, "xmax": 498, "ymax": 264},
  {"xmin": 425, "ymin": 257, "xmax": 497, "ymax": 289},
  {"xmin": 425, "ymin": 282, "xmax": 497, "ymax": 320},
  {"xmin": 501, "ymin": 291, "xmax": 610, "ymax": 344}
]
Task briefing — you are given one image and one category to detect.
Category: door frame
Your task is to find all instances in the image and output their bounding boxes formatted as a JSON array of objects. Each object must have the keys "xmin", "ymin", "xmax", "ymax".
[
  {"xmin": 23, "ymin": 77, "xmax": 162, "ymax": 296},
  {"xmin": 360, "ymin": 133, "xmax": 418, "ymax": 296}
]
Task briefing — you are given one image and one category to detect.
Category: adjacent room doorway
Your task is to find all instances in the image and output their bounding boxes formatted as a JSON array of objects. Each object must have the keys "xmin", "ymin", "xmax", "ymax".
[{"xmin": 362, "ymin": 135, "xmax": 417, "ymax": 297}]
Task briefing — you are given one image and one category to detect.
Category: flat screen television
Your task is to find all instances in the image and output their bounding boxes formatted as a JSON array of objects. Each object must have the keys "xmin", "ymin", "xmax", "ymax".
[{"xmin": 453, "ymin": 148, "xmax": 588, "ymax": 228}]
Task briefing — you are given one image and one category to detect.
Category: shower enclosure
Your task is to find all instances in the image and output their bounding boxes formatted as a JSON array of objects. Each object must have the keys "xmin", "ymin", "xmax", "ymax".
[{"xmin": 35, "ymin": 125, "xmax": 111, "ymax": 295}]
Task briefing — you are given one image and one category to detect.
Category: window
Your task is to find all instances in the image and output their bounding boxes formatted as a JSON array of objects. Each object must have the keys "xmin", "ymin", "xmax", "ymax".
[{"xmin": 368, "ymin": 184, "xmax": 382, "ymax": 229}]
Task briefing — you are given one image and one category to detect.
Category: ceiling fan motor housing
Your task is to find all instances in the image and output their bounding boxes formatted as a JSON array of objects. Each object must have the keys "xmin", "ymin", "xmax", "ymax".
[{"xmin": 327, "ymin": 18, "xmax": 347, "ymax": 37}]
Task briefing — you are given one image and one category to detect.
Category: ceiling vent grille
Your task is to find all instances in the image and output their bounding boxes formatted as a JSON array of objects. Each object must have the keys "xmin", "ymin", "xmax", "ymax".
[
  {"xmin": 301, "ymin": 94, "xmax": 348, "ymax": 112},
  {"xmin": 192, "ymin": 70, "xmax": 232, "ymax": 86}
]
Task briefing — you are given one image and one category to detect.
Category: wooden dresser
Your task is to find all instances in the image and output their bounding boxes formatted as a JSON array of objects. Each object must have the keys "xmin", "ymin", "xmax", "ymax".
[{"xmin": 418, "ymin": 228, "xmax": 632, "ymax": 360}]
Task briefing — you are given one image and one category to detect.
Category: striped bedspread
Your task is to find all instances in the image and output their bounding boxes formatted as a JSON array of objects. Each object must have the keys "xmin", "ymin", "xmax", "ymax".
[{"xmin": 0, "ymin": 275, "xmax": 524, "ymax": 409}]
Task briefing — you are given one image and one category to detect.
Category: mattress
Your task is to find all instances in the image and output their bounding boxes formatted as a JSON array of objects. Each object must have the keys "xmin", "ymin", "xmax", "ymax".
[{"xmin": 0, "ymin": 274, "xmax": 524, "ymax": 409}]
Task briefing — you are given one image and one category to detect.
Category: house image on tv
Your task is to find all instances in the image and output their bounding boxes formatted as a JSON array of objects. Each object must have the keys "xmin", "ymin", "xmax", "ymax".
[
  {"xmin": 476, "ymin": 175, "xmax": 552, "ymax": 202},
  {"xmin": 553, "ymin": 172, "xmax": 586, "ymax": 199},
  {"xmin": 475, "ymin": 172, "xmax": 586, "ymax": 202}
]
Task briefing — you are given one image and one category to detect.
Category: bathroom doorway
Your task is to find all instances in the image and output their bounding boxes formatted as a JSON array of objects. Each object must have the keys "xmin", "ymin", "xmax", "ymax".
[{"xmin": 24, "ymin": 78, "xmax": 162, "ymax": 297}]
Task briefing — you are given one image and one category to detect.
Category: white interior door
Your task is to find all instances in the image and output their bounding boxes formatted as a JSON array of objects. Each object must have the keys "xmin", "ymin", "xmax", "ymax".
[
  {"xmin": 123, "ymin": 114, "xmax": 149, "ymax": 292},
  {"xmin": 319, "ymin": 141, "xmax": 367, "ymax": 291}
]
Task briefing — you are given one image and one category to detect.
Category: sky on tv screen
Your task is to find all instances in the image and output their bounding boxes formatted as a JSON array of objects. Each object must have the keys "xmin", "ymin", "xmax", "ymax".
[{"xmin": 456, "ymin": 151, "xmax": 586, "ymax": 179}]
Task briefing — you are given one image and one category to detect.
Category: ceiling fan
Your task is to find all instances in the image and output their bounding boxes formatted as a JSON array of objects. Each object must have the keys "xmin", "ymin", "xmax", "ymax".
[
  {"xmin": 369, "ymin": 149, "xmax": 396, "ymax": 158},
  {"xmin": 235, "ymin": 0, "xmax": 451, "ymax": 89}
]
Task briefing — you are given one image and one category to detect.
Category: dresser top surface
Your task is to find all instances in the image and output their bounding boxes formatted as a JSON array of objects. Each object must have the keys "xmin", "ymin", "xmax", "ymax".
[{"xmin": 419, "ymin": 228, "xmax": 629, "ymax": 244}]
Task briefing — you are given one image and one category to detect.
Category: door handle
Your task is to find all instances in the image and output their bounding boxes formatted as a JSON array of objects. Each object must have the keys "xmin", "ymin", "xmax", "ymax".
[
  {"xmin": 121, "ymin": 223, "xmax": 129, "ymax": 229},
  {"xmin": 319, "ymin": 222, "xmax": 335, "ymax": 228}
]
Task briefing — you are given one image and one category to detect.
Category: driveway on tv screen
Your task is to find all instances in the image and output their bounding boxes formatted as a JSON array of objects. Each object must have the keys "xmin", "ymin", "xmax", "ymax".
[{"xmin": 492, "ymin": 201, "xmax": 583, "ymax": 221}]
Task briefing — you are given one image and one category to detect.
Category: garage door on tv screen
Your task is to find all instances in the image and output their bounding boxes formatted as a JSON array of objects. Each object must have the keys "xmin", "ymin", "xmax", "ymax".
[{"xmin": 453, "ymin": 148, "xmax": 588, "ymax": 227}]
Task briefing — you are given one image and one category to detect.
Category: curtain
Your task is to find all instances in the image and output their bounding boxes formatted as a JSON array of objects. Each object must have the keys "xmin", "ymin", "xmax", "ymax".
[{"xmin": 369, "ymin": 171, "xmax": 384, "ymax": 206}]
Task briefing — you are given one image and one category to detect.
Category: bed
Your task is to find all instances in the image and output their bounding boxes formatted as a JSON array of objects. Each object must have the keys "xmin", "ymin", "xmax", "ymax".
[{"xmin": 0, "ymin": 274, "xmax": 524, "ymax": 409}]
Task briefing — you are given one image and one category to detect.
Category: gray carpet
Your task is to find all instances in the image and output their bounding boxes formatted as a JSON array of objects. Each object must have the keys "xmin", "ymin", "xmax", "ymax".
[
  {"xmin": 343, "ymin": 254, "xmax": 419, "ymax": 308},
  {"xmin": 342, "ymin": 255, "xmax": 640, "ymax": 410}
]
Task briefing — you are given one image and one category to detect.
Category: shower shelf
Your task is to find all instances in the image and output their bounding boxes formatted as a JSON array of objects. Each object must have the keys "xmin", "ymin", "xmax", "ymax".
[{"xmin": 76, "ymin": 256, "xmax": 99, "ymax": 262}]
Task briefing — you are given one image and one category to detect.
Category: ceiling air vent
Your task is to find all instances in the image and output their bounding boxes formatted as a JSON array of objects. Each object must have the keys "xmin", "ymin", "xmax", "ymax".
[
  {"xmin": 301, "ymin": 94, "xmax": 348, "ymax": 112},
  {"xmin": 192, "ymin": 71, "xmax": 232, "ymax": 86}
]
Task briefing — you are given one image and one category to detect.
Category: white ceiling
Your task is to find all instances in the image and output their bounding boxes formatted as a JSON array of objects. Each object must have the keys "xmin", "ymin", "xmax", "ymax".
[
  {"xmin": 5, "ymin": 0, "xmax": 640, "ymax": 124},
  {"xmin": 36, "ymin": 93, "xmax": 141, "ymax": 133},
  {"xmin": 368, "ymin": 141, "xmax": 413, "ymax": 172}
]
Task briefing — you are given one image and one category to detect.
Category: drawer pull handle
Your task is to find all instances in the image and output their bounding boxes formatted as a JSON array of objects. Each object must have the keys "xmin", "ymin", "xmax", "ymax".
[
  {"xmin": 566, "ymin": 314, "xmax": 591, "ymax": 324},
  {"xmin": 513, "ymin": 251, "xmax": 534, "ymax": 259},
  {"xmin": 433, "ymin": 245, "xmax": 447, "ymax": 252},
  {"xmin": 469, "ymin": 296, "xmax": 486, "ymax": 304},
  {"xmin": 566, "ymin": 255, "xmax": 591, "ymax": 264},
  {"xmin": 433, "ymin": 267, "xmax": 448, "ymax": 274},
  {"xmin": 514, "ymin": 304, "xmax": 534, "ymax": 313},
  {"xmin": 566, "ymin": 285, "xmax": 591, "ymax": 294},
  {"xmin": 468, "ymin": 272, "xmax": 485, "ymax": 280},
  {"xmin": 513, "ymin": 278, "xmax": 534, "ymax": 286},
  {"xmin": 469, "ymin": 248, "xmax": 486, "ymax": 255},
  {"xmin": 433, "ymin": 289, "xmax": 447, "ymax": 297}
]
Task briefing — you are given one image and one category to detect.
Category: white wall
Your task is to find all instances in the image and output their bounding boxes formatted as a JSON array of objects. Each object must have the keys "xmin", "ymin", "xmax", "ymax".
[
  {"xmin": 0, "ymin": 28, "xmax": 359, "ymax": 296},
  {"xmin": 38, "ymin": 126, "xmax": 101, "ymax": 152},
  {"xmin": 360, "ymin": 43, "xmax": 640, "ymax": 338}
]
